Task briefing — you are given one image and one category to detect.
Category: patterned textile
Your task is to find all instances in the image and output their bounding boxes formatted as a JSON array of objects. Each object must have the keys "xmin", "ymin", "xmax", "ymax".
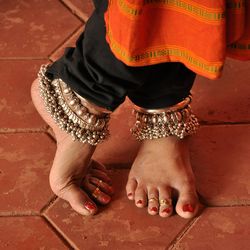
[{"xmin": 104, "ymin": 0, "xmax": 250, "ymax": 79}]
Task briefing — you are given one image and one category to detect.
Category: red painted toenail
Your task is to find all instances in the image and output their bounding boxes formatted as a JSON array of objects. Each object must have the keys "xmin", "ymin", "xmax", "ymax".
[
  {"xmin": 137, "ymin": 200, "xmax": 143, "ymax": 204},
  {"xmin": 151, "ymin": 207, "xmax": 158, "ymax": 212},
  {"xmin": 128, "ymin": 193, "xmax": 133, "ymax": 196},
  {"xmin": 163, "ymin": 208, "xmax": 171, "ymax": 214},
  {"xmin": 182, "ymin": 204, "xmax": 194, "ymax": 212},
  {"xmin": 84, "ymin": 201, "xmax": 96, "ymax": 211},
  {"xmin": 101, "ymin": 196, "xmax": 111, "ymax": 203}
]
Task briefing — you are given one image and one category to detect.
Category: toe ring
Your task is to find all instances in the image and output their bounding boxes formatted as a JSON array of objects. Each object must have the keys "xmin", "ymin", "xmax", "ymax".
[
  {"xmin": 159, "ymin": 199, "xmax": 172, "ymax": 207},
  {"xmin": 148, "ymin": 197, "xmax": 158, "ymax": 203},
  {"xmin": 92, "ymin": 187, "xmax": 101, "ymax": 198}
]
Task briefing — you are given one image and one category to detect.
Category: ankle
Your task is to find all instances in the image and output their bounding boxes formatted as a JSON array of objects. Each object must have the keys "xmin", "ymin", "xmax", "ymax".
[{"xmin": 38, "ymin": 65, "xmax": 111, "ymax": 145}]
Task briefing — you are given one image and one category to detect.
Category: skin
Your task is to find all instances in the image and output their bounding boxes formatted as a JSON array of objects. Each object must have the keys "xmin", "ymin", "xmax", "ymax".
[
  {"xmin": 31, "ymin": 78, "xmax": 201, "ymax": 218},
  {"xmin": 126, "ymin": 136, "xmax": 202, "ymax": 218},
  {"xmin": 31, "ymin": 79, "xmax": 113, "ymax": 216}
]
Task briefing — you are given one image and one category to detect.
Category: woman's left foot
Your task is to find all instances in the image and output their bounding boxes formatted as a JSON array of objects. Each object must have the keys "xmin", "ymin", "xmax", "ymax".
[{"xmin": 126, "ymin": 136, "xmax": 201, "ymax": 218}]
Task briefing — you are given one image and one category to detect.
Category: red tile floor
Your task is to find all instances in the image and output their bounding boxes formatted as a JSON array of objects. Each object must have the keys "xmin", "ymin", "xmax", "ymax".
[{"xmin": 1, "ymin": 1, "xmax": 250, "ymax": 249}]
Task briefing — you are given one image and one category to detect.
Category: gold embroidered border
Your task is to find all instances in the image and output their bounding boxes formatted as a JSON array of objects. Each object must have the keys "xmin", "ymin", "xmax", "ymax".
[
  {"xmin": 118, "ymin": 0, "xmax": 142, "ymax": 16},
  {"xmin": 117, "ymin": 0, "xmax": 226, "ymax": 24},
  {"xmin": 106, "ymin": 30, "xmax": 223, "ymax": 78}
]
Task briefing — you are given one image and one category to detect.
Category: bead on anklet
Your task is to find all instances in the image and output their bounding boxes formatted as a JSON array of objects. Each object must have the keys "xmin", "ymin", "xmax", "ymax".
[
  {"xmin": 38, "ymin": 64, "xmax": 110, "ymax": 145},
  {"xmin": 131, "ymin": 96, "xmax": 199, "ymax": 140}
]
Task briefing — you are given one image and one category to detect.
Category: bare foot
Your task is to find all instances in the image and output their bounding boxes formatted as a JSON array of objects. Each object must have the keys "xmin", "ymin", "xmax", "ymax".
[
  {"xmin": 31, "ymin": 78, "xmax": 113, "ymax": 216},
  {"xmin": 126, "ymin": 136, "xmax": 201, "ymax": 219}
]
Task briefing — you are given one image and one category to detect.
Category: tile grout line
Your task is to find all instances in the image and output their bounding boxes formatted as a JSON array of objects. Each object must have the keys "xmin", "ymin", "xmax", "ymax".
[
  {"xmin": 0, "ymin": 57, "xmax": 48, "ymax": 60},
  {"xmin": 41, "ymin": 215, "xmax": 75, "ymax": 249},
  {"xmin": 0, "ymin": 212, "xmax": 74, "ymax": 249},
  {"xmin": 48, "ymin": 24, "xmax": 84, "ymax": 61},
  {"xmin": 0, "ymin": 212, "xmax": 40, "ymax": 217},
  {"xmin": 0, "ymin": 127, "xmax": 49, "ymax": 134},
  {"xmin": 167, "ymin": 210, "xmax": 205, "ymax": 250},
  {"xmin": 39, "ymin": 188, "xmax": 77, "ymax": 249},
  {"xmin": 40, "ymin": 195, "xmax": 58, "ymax": 214},
  {"xmin": 42, "ymin": 214, "xmax": 79, "ymax": 250},
  {"xmin": 59, "ymin": 0, "xmax": 90, "ymax": 23},
  {"xmin": 167, "ymin": 203, "xmax": 250, "ymax": 249}
]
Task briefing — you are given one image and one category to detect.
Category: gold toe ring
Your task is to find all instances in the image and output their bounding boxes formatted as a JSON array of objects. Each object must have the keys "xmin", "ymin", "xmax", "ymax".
[
  {"xmin": 92, "ymin": 187, "xmax": 101, "ymax": 198},
  {"xmin": 159, "ymin": 199, "xmax": 172, "ymax": 207},
  {"xmin": 148, "ymin": 197, "xmax": 158, "ymax": 203}
]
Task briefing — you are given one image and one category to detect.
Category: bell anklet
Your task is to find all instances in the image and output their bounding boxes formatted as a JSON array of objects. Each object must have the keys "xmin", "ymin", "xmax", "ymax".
[
  {"xmin": 38, "ymin": 64, "xmax": 110, "ymax": 145},
  {"xmin": 131, "ymin": 95, "xmax": 199, "ymax": 140}
]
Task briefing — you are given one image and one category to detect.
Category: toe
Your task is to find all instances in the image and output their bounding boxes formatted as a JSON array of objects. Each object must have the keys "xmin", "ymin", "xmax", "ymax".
[
  {"xmin": 89, "ymin": 176, "xmax": 114, "ymax": 195},
  {"xmin": 90, "ymin": 168, "xmax": 112, "ymax": 185},
  {"xmin": 90, "ymin": 160, "xmax": 108, "ymax": 174},
  {"xmin": 158, "ymin": 186, "xmax": 173, "ymax": 218},
  {"xmin": 134, "ymin": 185, "xmax": 147, "ymax": 208},
  {"xmin": 175, "ymin": 185, "xmax": 200, "ymax": 219},
  {"xmin": 147, "ymin": 188, "xmax": 159, "ymax": 215},
  {"xmin": 126, "ymin": 178, "xmax": 137, "ymax": 200},
  {"xmin": 82, "ymin": 178, "xmax": 111, "ymax": 205},
  {"xmin": 60, "ymin": 184, "xmax": 97, "ymax": 216}
]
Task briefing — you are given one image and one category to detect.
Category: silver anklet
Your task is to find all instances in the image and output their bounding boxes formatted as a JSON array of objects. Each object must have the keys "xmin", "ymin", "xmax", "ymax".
[
  {"xmin": 131, "ymin": 96, "xmax": 199, "ymax": 140},
  {"xmin": 38, "ymin": 64, "xmax": 110, "ymax": 145}
]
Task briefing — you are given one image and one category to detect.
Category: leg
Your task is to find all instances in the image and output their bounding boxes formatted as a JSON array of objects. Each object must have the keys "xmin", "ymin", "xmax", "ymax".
[
  {"xmin": 31, "ymin": 1, "xmax": 126, "ymax": 216},
  {"xmin": 126, "ymin": 64, "xmax": 202, "ymax": 218},
  {"xmin": 31, "ymin": 0, "xmax": 171, "ymax": 216},
  {"xmin": 31, "ymin": 75, "xmax": 113, "ymax": 216},
  {"xmin": 32, "ymin": 0, "xmax": 200, "ymax": 217}
]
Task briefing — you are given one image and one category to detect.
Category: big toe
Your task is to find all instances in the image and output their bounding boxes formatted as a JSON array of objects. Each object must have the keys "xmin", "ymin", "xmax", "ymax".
[
  {"xmin": 175, "ymin": 186, "xmax": 201, "ymax": 219},
  {"xmin": 59, "ymin": 184, "xmax": 98, "ymax": 216}
]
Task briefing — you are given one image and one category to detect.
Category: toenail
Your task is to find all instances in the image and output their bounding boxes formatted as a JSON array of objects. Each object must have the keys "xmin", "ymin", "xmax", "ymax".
[
  {"xmin": 163, "ymin": 208, "xmax": 171, "ymax": 214},
  {"xmin": 101, "ymin": 196, "xmax": 111, "ymax": 203},
  {"xmin": 137, "ymin": 200, "xmax": 143, "ymax": 205},
  {"xmin": 182, "ymin": 204, "xmax": 194, "ymax": 212},
  {"xmin": 150, "ymin": 207, "xmax": 158, "ymax": 212},
  {"xmin": 127, "ymin": 193, "xmax": 133, "ymax": 197},
  {"xmin": 84, "ymin": 201, "xmax": 96, "ymax": 211}
]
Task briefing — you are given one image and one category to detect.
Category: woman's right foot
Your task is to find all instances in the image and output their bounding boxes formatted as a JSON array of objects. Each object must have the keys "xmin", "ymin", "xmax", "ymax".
[{"xmin": 31, "ymin": 78, "xmax": 113, "ymax": 216}]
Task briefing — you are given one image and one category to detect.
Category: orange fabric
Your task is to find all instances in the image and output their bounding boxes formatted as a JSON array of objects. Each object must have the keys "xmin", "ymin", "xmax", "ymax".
[{"xmin": 104, "ymin": 0, "xmax": 250, "ymax": 79}]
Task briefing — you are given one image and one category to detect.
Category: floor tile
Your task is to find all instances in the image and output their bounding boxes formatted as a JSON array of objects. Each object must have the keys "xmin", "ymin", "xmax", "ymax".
[
  {"xmin": 172, "ymin": 207, "xmax": 250, "ymax": 250},
  {"xmin": 0, "ymin": 0, "xmax": 81, "ymax": 57},
  {"xmin": 190, "ymin": 125, "xmax": 250, "ymax": 206},
  {"xmin": 45, "ymin": 169, "xmax": 192, "ymax": 250},
  {"xmin": 63, "ymin": 0, "xmax": 94, "ymax": 21},
  {"xmin": 50, "ymin": 26, "xmax": 85, "ymax": 62},
  {"xmin": 192, "ymin": 58, "xmax": 250, "ymax": 123},
  {"xmin": 0, "ymin": 216, "xmax": 68, "ymax": 249},
  {"xmin": 94, "ymin": 99, "xmax": 140, "ymax": 168},
  {"xmin": 0, "ymin": 133, "xmax": 55, "ymax": 214},
  {"xmin": 0, "ymin": 60, "xmax": 46, "ymax": 130}
]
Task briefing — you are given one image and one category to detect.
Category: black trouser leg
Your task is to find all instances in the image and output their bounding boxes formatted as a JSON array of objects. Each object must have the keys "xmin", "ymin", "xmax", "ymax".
[{"xmin": 47, "ymin": 0, "xmax": 196, "ymax": 111}]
